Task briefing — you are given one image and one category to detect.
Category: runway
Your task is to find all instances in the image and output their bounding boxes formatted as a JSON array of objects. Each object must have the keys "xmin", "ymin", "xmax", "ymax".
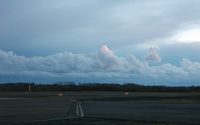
[{"xmin": 0, "ymin": 92, "xmax": 200, "ymax": 125}]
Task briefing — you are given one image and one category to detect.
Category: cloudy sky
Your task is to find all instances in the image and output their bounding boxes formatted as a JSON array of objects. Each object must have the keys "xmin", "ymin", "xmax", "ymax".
[{"xmin": 1, "ymin": 0, "xmax": 200, "ymax": 85}]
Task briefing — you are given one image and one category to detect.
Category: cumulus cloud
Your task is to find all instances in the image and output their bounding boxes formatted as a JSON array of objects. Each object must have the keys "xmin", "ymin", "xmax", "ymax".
[
  {"xmin": 126, "ymin": 55, "xmax": 149, "ymax": 74},
  {"xmin": 98, "ymin": 45, "xmax": 123, "ymax": 70},
  {"xmin": 145, "ymin": 47, "xmax": 161, "ymax": 62},
  {"xmin": 181, "ymin": 58, "xmax": 200, "ymax": 77},
  {"xmin": 0, "ymin": 45, "xmax": 200, "ymax": 85}
]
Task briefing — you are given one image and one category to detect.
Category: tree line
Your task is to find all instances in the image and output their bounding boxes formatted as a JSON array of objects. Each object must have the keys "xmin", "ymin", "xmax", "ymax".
[{"xmin": 0, "ymin": 82, "xmax": 199, "ymax": 92}]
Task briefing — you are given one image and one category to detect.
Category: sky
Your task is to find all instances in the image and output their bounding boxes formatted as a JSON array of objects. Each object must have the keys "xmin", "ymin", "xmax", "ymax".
[{"xmin": 1, "ymin": 0, "xmax": 200, "ymax": 85}]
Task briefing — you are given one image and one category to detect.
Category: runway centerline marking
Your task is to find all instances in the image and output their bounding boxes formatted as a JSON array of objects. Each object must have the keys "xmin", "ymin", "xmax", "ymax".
[
  {"xmin": 76, "ymin": 102, "xmax": 84, "ymax": 117},
  {"xmin": 28, "ymin": 100, "xmax": 84, "ymax": 123},
  {"xmin": 78, "ymin": 102, "xmax": 84, "ymax": 117}
]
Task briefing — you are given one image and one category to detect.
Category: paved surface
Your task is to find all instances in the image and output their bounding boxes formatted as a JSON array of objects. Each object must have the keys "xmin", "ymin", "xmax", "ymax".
[
  {"xmin": 0, "ymin": 97, "xmax": 70, "ymax": 124},
  {"xmin": 66, "ymin": 100, "xmax": 84, "ymax": 118},
  {"xmin": 82, "ymin": 101, "xmax": 200, "ymax": 124},
  {"xmin": 0, "ymin": 92, "xmax": 200, "ymax": 125}
]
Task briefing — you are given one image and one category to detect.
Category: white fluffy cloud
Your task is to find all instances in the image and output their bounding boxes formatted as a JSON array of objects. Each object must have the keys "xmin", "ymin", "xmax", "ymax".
[
  {"xmin": 98, "ymin": 45, "xmax": 123, "ymax": 71},
  {"xmin": 145, "ymin": 47, "xmax": 161, "ymax": 62},
  {"xmin": 181, "ymin": 58, "xmax": 200, "ymax": 77},
  {"xmin": 0, "ymin": 45, "xmax": 200, "ymax": 85}
]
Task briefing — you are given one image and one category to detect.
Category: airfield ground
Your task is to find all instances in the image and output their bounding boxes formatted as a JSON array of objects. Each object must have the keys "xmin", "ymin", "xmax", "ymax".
[{"xmin": 0, "ymin": 92, "xmax": 200, "ymax": 125}]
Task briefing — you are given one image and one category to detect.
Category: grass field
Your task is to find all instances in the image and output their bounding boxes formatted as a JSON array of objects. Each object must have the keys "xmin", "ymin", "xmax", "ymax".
[{"xmin": 0, "ymin": 92, "xmax": 200, "ymax": 125}]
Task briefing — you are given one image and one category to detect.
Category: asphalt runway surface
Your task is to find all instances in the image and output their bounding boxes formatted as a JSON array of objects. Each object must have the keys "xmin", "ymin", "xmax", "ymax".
[
  {"xmin": 83, "ymin": 101, "xmax": 200, "ymax": 124},
  {"xmin": 0, "ymin": 97, "xmax": 70, "ymax": 123},
  {"xmin": 0, "ymin": 92, "xmax": 200, "ymax": 125}
]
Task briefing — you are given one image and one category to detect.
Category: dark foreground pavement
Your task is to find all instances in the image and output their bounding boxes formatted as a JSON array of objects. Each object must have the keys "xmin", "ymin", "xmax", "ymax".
[
  {"xmin": 82, "ymin": 101, "xmax": 200, "ymax": 125},
  {"xmin": 0, "ymin": 92, "xmax": 200, "ymax": 125}
]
